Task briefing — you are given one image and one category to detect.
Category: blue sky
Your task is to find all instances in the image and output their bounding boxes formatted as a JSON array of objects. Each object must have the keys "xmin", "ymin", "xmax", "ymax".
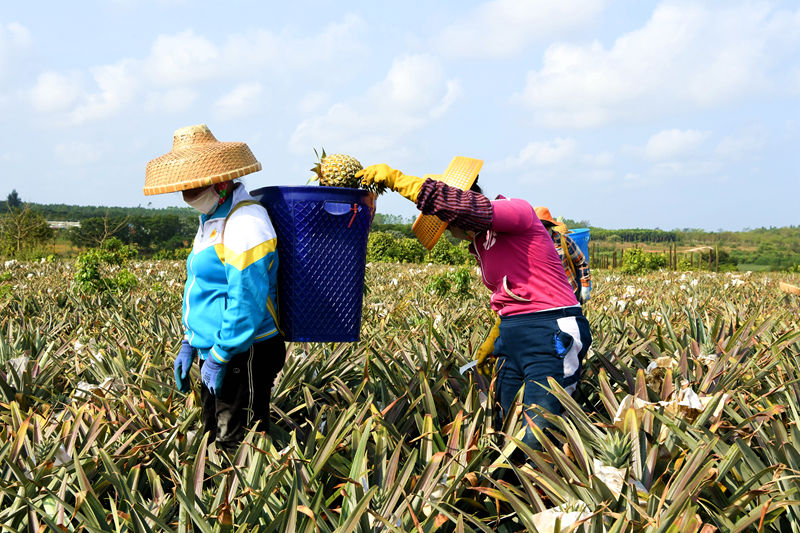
[{"xmin": 1, "ymin": 0, "xmax": 798, "ymax": 230}]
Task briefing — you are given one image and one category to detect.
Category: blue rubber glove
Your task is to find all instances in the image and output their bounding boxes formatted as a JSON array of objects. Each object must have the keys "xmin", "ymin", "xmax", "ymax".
[
  {"xmin": 201, "ymin": 357, "xmax": 227, "ymax": 396},
  {"xmin": 174, "ymin": 340, "xmax": 195, "ymax": 393}
]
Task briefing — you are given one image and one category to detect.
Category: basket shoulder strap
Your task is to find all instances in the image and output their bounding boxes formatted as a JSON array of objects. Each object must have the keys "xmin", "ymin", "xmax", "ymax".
[
  {"xmin": 224, "ymin": 200, "xmax": 261, "ymax": 222},
  {"xmin": 222, "ymin": 199, "xmax": 284, "ymax": 335}
]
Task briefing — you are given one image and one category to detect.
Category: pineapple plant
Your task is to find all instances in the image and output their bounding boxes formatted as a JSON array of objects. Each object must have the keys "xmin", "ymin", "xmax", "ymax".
[
  {"xmin": 310, "ymin": 148, "xmax": 385, "ymax": 194},
  {"xmin": 595, "ymin": 430, "xmax": 632, "ymax": 469},
  {"xmin": 5, "ymin": 254, "xmax": 800, "ymax": 531}
]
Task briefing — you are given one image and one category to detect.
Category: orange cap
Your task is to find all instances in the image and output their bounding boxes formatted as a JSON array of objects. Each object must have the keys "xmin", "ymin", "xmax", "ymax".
[{"xmin": 534, "ymin": 206, "xmax": 567, "ymax": 233}]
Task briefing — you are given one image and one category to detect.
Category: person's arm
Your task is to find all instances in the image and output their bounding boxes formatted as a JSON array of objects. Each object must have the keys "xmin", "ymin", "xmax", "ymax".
[
  {"xmin": 565, "ymin": 234, "xmax": 591, "ymax": 288},
  {"xmin": 208, "ymin": 208, "xmax": 278, "ymax": 364},
  {"xmin": 415, "ymin": 179, "xmax": 493, "ymax": 232}
]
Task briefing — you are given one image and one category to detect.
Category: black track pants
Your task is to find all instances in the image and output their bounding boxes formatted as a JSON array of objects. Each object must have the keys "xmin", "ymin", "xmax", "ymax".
[{"xmin": 199, "ymin": 334, "xmax": 286, "ymax": 449}]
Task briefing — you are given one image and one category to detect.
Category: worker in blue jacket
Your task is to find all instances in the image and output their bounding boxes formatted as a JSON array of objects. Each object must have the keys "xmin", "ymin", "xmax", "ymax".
[{"xmin": 144, "ymin": 124, "xmax": 285, "ymax": 449}]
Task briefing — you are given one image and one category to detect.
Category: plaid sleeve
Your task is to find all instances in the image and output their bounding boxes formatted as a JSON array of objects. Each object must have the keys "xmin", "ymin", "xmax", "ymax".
[
  {"xmin": 565, "ymin": 235, "xmax": 591, "ymax": 287},
  {"xmin": 415, "ymin": 178, "xmax": 493, "ymax": 232}
]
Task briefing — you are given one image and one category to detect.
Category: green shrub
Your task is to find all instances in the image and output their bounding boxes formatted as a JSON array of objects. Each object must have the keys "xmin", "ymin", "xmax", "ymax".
[
  {"xmin": 621, "ymin": 248, "xmax": 667, "ymax": 274},
  {"xmin": 367, "ymin": 231, "xmax": 398, "ymax": 262},
  {"xmin": 425, "ymin": 266, "xmax": 474, "ymax": 298},
  {"xmin": 449, "ymin": 266, "xmax": 473, "ymax": 297},
  {"xmin": 428, "ymin": 238, "xmax": 471, "ymax": 265},
  {"xmin": 425, "ymin": 274, "xmax": 451, "ymax": 296},
  {"xmin": 112, "ymin": 269, "xmax": 139, "ymax": 292},
  {"xmin": 367, "ymin": 230, "xmax": 473, "ymax": 265},
  {"xmin": 394, "ymin": 238, "xmax": 426, "ymax": 263},
  {"xmin": 152, "ymin": 247, "xmax": 191, "ymax": 261},
  {"xmin": 100, "ymin": 237, "xmax": 138, "ymax": 264},
  {"xmin": 74, "ymin": 239, "xmax": 138, "ymax": 293}
]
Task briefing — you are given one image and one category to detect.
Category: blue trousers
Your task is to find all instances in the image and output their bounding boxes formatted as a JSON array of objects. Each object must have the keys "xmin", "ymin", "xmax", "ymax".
[{"xmin": 493, "ymin": 307, "xmax": 591, "ymax": 451}]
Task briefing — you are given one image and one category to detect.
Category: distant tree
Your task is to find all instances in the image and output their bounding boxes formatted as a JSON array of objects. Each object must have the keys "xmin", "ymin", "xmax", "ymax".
[
  {"xmin": 69, "ymin": 212, "xmax": 130, "ymax": 248},
  {"xmin": 6, "ymin": 190, "xmax": 22, "ymax": 210},
  {"xmin": 373, "ymin": 213, "xmax": 412, "ymax": 225},
  {"xmin": 0, "ymin": 204, "xmax": 53, "ymax": 256}
]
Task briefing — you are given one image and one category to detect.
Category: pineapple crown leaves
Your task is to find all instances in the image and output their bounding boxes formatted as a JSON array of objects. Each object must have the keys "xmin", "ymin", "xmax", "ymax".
[
  {"xmin": 309, "ymin": 147, "xmax": 328, "ymax": 182},
  {"xmin": 594, "ymin": 430, "xmax": 633, "ymax": 469}
]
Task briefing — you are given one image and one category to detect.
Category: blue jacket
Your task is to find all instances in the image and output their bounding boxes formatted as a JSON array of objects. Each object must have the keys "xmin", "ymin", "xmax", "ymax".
[{"xmin": 183, "ymin": 184, "xmax": 279, "ymax": 363}]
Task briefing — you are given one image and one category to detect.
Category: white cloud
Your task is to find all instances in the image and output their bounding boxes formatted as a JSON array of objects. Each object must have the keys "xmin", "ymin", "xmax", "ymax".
[
  {"xmin": 144, "ymin": 87, "xmax": 198, "ymax": 113},
  {"xmin": 145, "ymin": 30, "xmax": 222, "ymax": 86},
  {"xmin": 0, "ymin": 21, "xmax": 33, "ymax": 81},
  {"xmin": 517, "ymin": 2, "xmax": 800, "ymax": 127},
  {"xmin": 214, "ymin": 82, "xmax": 264, "ymax": 119},
  {"xmin": 431, "ymin": 80, "xmax": 463, "ymax": 118},
  {"xmin": 503, "ymin": 138, "xmax": 577, "ymax": 168},
  {"xmin": 645, "ymin": 129, "xmax": 710, "ymax": 160},
  {"xmin": 648, "ymin": 159, "xmax": 721, "ymax": 178},
  {"xmin": 30, "ymin": 72, "xmax": 81, "ymax": 112},
  {"xmin": 144, "ymin": 16, "xmax": 367, "ymax": 87},
  {"xmin": 583, "ymin": 151, "xmax": 614, "ymax": 166},
  {"xmin": 436, "ymin": 0, "xmax": 605, "ymax": 58},
  {"xmin": 3, "ymin": 22, "xmax": 32, "ymax": 48},
  {"xmin": 298, "ymin": 91, "xmax": 330, "ymax": 114},
  {"xmin": 54, "ymin": 141, "xmax": 102, "ymax": 166},
  {"xmin": 70, "ymin": 60, "xmax": 139, "ymax": 123},
  {"xmin": 290, "ymin": 54, "xmax": 461, "ymax": 156},
  {"xmin": 715, "ymin": 128, "xmax": 767, "ymax": 159},
  {"xmin": 27, "ymin": 16, "xmax": 369, "ymax": 125},
  {"xmin": 291, "ymin": 102, "xmax": 422, "ymax": 157},
  {"xmin": 363, "ymin": 55, "xmax": 463, "ymax": 120}
]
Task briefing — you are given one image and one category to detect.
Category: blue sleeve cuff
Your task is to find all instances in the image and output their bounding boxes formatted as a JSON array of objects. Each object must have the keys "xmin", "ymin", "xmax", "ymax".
[{"xmin": 210, "ymin": 345, "xmax": 233, "ymax": 364}]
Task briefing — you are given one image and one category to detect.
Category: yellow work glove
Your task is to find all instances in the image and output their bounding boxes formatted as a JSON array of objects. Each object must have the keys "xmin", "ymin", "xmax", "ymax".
[
  {"xmin": 475, "ymin": 316, "xmax": 501, "ymax": 376},
  {"xmin": 356, "ymin": 164, "xmax": 424, "ymax": 202}
]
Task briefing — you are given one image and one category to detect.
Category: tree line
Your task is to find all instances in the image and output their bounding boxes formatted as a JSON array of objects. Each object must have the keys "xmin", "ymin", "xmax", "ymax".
[{"xmin": 2, "ymin": 190, "xmax": 799, "ymax": 270}]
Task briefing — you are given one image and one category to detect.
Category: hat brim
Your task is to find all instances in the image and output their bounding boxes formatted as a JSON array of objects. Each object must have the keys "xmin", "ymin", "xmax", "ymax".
[
  {"xmin": 143, "ymin": 162, "xmax": 261, "ymax": 195},
  {"xmin": 144, "ymin": 139, "xmax": 261, "ymax": 196},
  {"xmin": 541, "ymin": 218, "xmax": 568, "ymax": 233},
  {"xmin": 412, "ymin": 156, "xmax": 483, "ymax": 250}
]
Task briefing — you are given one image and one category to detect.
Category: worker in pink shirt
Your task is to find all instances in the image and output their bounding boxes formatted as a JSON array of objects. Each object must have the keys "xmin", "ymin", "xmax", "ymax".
[{"xmin": 357, "ymin": 163, "xmax": 592, "ymax": 454}]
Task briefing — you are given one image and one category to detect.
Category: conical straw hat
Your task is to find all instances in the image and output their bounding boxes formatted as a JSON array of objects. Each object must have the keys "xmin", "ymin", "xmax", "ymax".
[
  {"xmin": 144, "ymin": 124, "xmax": 261, "ymax": 195},
  {"xmin": 534, "ymin": 206, "xmax": 568, "ymax": 233},
  {"xmin": 411, "ymin": 156, "xmax": 483, "ymax": 250}
]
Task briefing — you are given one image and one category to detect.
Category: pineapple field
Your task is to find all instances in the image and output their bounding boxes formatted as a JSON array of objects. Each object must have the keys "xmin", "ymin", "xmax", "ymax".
[{"xmin": 2, "ymin": 258, "xmax": 800, "ymax": 532}]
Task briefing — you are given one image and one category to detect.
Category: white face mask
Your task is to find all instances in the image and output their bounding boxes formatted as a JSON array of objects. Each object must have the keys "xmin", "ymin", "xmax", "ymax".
[{"xmin": 183, "ymin": 185, "xmax": 220, "ymax": 214}]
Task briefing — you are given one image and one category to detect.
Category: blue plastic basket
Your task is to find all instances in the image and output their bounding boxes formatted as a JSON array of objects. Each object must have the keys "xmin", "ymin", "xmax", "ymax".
[
  {"xmin": 250, "ymin": 186, "xmax": 376, "ymax": 342},
  {"xmin": 568, "ymin": 228, "xmax": 590, "ymax": 262}
]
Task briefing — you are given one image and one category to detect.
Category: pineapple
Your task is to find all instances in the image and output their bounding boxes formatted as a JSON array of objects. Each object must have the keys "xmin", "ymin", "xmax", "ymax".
[{"xmin": 310, "ymin": 148, "xmax": 385, "ymax": 194}]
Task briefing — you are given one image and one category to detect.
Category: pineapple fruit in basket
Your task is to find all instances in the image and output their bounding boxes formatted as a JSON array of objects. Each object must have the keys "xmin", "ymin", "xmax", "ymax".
[{"xmin": 310, "ymin": 148, "xmax": 386, "ymax": 194}]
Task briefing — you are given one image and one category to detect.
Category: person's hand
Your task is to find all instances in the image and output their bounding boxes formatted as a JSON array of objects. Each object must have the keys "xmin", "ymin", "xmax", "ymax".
[
  {"xmin": 174, "ymin": 340, "xmax": 195, "ymax": 393},
  {"xmin": 201, "ymin": 357, "xmax": 227, "ymax": 396},
  {"xmin": 356, "ymin": 164, "xmax": 403, "ymax": 189},
  {"xmin": 357, "ymin": 164, "xmax": 424, "ymax": 202},
  {"xmin": 580, "ymin": 286, "xmax": 591, "ymax": 303},
  {"xmin": 475, "ymin": 317, "xmax": 501, "ymax": 376}
]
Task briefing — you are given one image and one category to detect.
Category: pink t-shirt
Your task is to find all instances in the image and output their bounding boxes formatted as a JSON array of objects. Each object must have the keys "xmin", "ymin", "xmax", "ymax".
[{"xmin": 471, "ymin": 197, "xmax": 578, "ymax": 315}]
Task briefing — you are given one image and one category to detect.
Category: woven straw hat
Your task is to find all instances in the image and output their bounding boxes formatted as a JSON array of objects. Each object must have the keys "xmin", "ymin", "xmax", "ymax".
[
  {"xmin": 144, "ymin": 124, "xmax": 261, "ymax": 195},
  {"xmin": 411, "ymin": 156, "xmax": 483, "ymax": 250},
  {"xmin": 534, "ymin": 206, "xmax": 568, "ymax": 233}
]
